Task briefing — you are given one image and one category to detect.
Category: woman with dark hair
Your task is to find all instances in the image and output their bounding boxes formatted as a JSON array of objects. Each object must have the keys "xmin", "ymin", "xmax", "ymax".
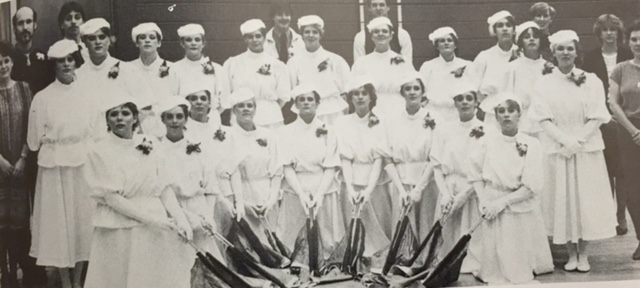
[
  {"xmin": 224, "ymin": 19, "xmax": 290, "ymax": 129},
  {"xmin": 83, "ymin": 96, "xmax": 192, "ymax": 288},
  {"xmin": 352, "ymin": 17, "xmax": 414, "ymax": 118},
  {"xmin": 531, "ymin": 30, "xmax": 616, "ymax": 272},
  {"xmin": 383, "ymin": 71, "xmax": 438, "ymax": 241},
  {"xmin": 0, "ymin": 41, "xmax": 44, "ymax": 288},
  {"xmin": 288, "ymin": 15, "xmax": 350, "ymax": 124},
  {"xmin": 470, "ymin": 93, "xmax": 552, "ymax": 284},
  {"xmin": 27, "ymin": 39, "xmax": 97, "ymax": 288},
  {"xmin": 504, "ymin": 21, "xmax": 550, "ymax": 136},
  {"xmin": 419, "ymin": 27, "xmax": 472, "ymax": 123},
  {"xmin": 58, "ymin": 1, "xmax": 88, "ymax": 60},
  {"xmin": 582, "ymin": 14, "xmax": 633, "ymax": 236},
  {"xmin": 276, "ymin": 83, "xmax": 344, "ymax": 264},
  {"xmin": 608, "ymin": 20, "xmax": 640, "ymax": 260},
  {"xmin": 334, "ymin": 77, "xmax": 390, "ymax": 269}
]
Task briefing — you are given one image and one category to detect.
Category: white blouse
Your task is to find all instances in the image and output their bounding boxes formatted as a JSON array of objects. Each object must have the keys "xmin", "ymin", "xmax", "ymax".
[
  {"xmin": 470, "ymin": 44, "xmax": 518, "ymax": 111},
  {"xmin": 504, "ymin": 56, "xmax": 547, "ymax": 133},
  {"xmin": 129, "ymin": 56, "xmax": 179, "ymax": 101},
  {"xmin": 430, "ymin": 117, "xmax": 485, "ymax": 178},
  {"xmin": 174, "ymin": 56, "xmax": 230, "ymax": 111},
  {"xmin": 419, "ymin": 55, "xmax": 473, "ymax": 122}
]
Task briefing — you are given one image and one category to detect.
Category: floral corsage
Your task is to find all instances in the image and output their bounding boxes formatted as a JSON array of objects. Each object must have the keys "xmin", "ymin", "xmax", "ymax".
[
  {"xmin": 542, "ymin": 61, "xmax": 554, "ymax": 75},
  {"xmin": 516, "ymin": 141, "xmax": 528, "ymax": 157},
  {"xmin": 202, "ymin": 60, "xmax": 215, "ymax": 75},
  {"xmin": 423, "ymin": 113, "xmax": 436, "ymax": 129},
  {"xmin": 316, "ymin": 124, "xmax": 328, "ymax": 137},
  {"xmin": 256, "ymin": 138, "xmax": 268, "ymax": 147},
  {"xmin": 390, "ymin": 56, "xmax": 405, "ymax": 65},
  {"xmin": 108, "ymin": 61, "xmax": 120, "ymax": 79},
  {"xmin": 186, "ymin": 142, "xmax": 201, "ymax": 155},
  {"xmin": 136, "ymin": 137, "xmax": 153, "ymax": 155},
  {"xmin": 213, "ymin": 127, "xmax": 226, "ymax": 141},
  {"xmin": 159, "ymin": 60, "xmax": 170, "ymax": 78},
  {"xmin": 368, "ymin": 113, "xmax": 380, "ymax": 128},
  {"xmin": 568, "ymin": 71, "xmax": 586, "ymax": 87},
  {"xmin": 469, "ymin": 126, "xmax": 484, "ymax": 139},
  {"xmin": 318, "ymin": 58, "xmax": 330, "ymax": 72},
  {"xmin": 451, "ymin": 66, "xmax": 466, "ymax": 78},
  {"xmin": 257, "ymin": 64, "xmax": 271, "ymax": 75},
  {"xmin": 36, "ymin": 52, "xmax": 45, "ymax": 60}
]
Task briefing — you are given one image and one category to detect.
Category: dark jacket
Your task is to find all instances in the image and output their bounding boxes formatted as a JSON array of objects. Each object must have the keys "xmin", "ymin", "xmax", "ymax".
[
  {"xmin": 582, "ymin": 47, "xmax": 633, "ymax": 95},
  {"xmin": 11, "ymin": 48, "xmax": 55, "ymax": 94}
]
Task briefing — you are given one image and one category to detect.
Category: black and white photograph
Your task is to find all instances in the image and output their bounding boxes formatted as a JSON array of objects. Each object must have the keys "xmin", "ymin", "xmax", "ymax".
[{"xmin": 0, "ymin": 0, "xmax": 639, "ymax": 287}]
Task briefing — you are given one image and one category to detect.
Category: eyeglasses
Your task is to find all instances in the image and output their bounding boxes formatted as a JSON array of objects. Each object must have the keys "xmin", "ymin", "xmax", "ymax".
[
  {"xmin": 296, "ymin": 96, "xmax": 316, "ymax": 102},
  {"xmin": 164, "ymin": 113, "xmax": 185, "ymax": 120},
  {"xmin": 86, "ymin": 34, "xmax": 107, "ymax": 42},
  {"xmin": 402, "ymin": 85, "xmax": 422, "ymax": 92},
  {"xmin": 236, "ymin": 102, "xmax": 255, "ymax": 109},
  {"xmin": 55, "ymin": 56, "xmax": 74, "ymax": 64},
  {"xmin": 184, "ymin": 37, "xmax": 202, "ymax": 43},
  {"xmin": 495, "ymin": 22, "xmax": 513, "ymax": 28},
  {"xmin": 187, "ymin": 95, "xmax": 209, "ymax": 102},
  {"xmin": 352, "ymin": 90, "xmax": 369, "ymax": 97},
  {"xmin": 454, "ymin": 94, "xmax": 475, "ymax": 102},
  {"xmin": 496, "ymin": 107, "xmax": 518, "ymax": 114}
]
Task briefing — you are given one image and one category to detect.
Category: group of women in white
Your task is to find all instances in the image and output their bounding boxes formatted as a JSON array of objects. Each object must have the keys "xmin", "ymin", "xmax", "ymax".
[{"xmin": 21, "ymin": 1, "xmax": 638, "ymax": 287}]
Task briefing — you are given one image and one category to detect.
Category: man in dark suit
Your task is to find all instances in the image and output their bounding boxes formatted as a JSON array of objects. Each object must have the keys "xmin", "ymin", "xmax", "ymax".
[{"xmin": 11, "ymin": 7, "xmax": 55, "ymax": 94}]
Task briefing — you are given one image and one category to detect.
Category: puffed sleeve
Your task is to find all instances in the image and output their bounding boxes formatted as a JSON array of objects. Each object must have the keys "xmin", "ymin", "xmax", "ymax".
[
  {"xmin": 287, "ymin": 56, "xmax": 300, "ymax": 88},
  {"xmin": 27, "ymin": 92, "xmax": 45, "ymax": 151},
  {"xmin": 467, "ymin": 137, "xmax": 487, "ymax": 183},
  {"xmin": 84, "ymin": 145, "xmax": 123, "ymax": 204},
  {"xmin": 584, "ymin": 73, "xmax": 611, "ymax": 122},
  {"xmin": 418, "ymin": 61, "xmax": 432, "ymax": 92},
  {"xmin": 213, "ymin": 62, "xmax": 231, "ymax": 110},
  {"xmin": 333, "ymin": 55, "xmax": 351, "ymax": 94},
  {"xmin": 428, "ymin": 125, "xmax": 446, "ymax": 168},
  {"xmin": 377, "ymin": 116, "xmax": 393, "ymax": 159},
  {"xmin": 321, "ymin": 125, "xmax": 341, "ymax": 169},
  {"xmin": 333, "ymin": 117, "xmax": 354, "ymax": 160},
  {"xmin": 222, "ymin": 56, "xmax": 235, "ymax": 91},
  {"xmin": 267, "ymin": 132, "xmax": 283, "ymax": 178},
  {"xmin": 273, "ymin": 126, "xmax": 295, "ymax": 167},
  {"xmin": 353, "ymin": 32, "xmax": 365, "ymax": 63},
  {"xmin": 504, "ymin": 64, "xmax": 517, "ymax": 93},
  {"xmin": 520, "ymin": 138, "xmax": 544, "ymax": 195},
  {"xmin": 273, "ymin": 60, "xmax": 291, "ymax": 102},
  {"xmin": 468, "ymin": 50, "xmax": 488, "ymax": 90},
  {"xmin": 398, "ymin": 29, "xmax": 413, "ymax": 62},
  {"xmin": 529, "ymin": 78, "xmax": 554, "ymax": 123}
]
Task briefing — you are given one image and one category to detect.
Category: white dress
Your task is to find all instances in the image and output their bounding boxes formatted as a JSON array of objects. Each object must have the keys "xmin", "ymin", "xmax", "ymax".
[
  {"xmin": 530, "ymin": 68, "xmax": 617, "ymax": 244},
  {"xmin": 351, "ymin": 50, "xmax": 414, "ymax": 118},
  {"xmin": 275, "ymin": 116, "xmax": 344, "ymax": 260},
  {"xmin": 334, "ymin": 112, "xmax": 391, "ymax": 259},
  {"xmin": 353, "ymin": 28, "xmax": 413, "ymax": 62},
  {"xmin": 288, "ymin": 47, "xmax": 350, "ymax": 124},
  {"xmin": 27, "ymin": 79, "xmax": 97, "ymax": 267},
  {"xmin": 83, "ymin": 133, "xmax": 191, "ymax": 288},
  {"xmin": 223, "ymin": 50, "xmax": 290, "ymax": 128},
  {"xmin": 383, "ymin": 107, "xmax": 439, "ymax": 241},
  {"xmin": 418, "ymin": 55, "xmax": 472, "ymax": 123},
  {"xmin": 429, "ymin": 116, "xmax": 485, "ymax": 273},
  {"xmin": 504, "ymin": 57, "xmax": 547, "ymax": 135},
  {"xmin": 468, "ymin": 132, "xmax": 554, "ymax": 284}
]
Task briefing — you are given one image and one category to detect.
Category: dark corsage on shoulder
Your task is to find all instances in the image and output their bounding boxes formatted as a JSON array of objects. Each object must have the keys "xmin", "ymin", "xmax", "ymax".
[
  {"xmin": 568, "ymin": 70, "xmax": 586, "ymax": 87},
  {"xmin": 451, "ymin": 66, "xmax": 466, "ymax": 78},
  {"xmin": 469, "ymin": 126, "xmax": 485, "ymax": 139},
  {"xmin": 508, "ymin": 49, "xmax": 521, "ymax": 62},
  {"xmin": 368, "ymin": 113, "xmax": 380, "ymax": 128},
  {"xmin": 423, "ymin": 112, "xmax": 436, "ymax": 129},
  {"xmin": 316, "ymin": 124, "xmax": 328, "ymax": 137},
  {"xmin": 318, "ymin": 58, "xmax": 330, "ymax": 72},
  {"xmin": 202, "ymin": 59, "xmax": 215, "ymax": 75},
  {"xmin": 186, "ymin": 141, "xmax": 201, "ymax": 155},
  {"xmin": 390, "ymin": 56, "xmax": 405, "ymax": 65},
  {"xmin": 516, "ymin": 141, "xmax": 528, "ymax": 157},
  {"xmin": 135, "ymin": 137, "xmax": 153, "ymax": 155},
  {"xmin": 108, "ymin": 61, "xmax": 120, "ymax": 79},
  {"xmin": 159, "ymin": 60, "xmax": 170, "ymax": 78},
  {"xmin": 256, "ymin": 138, "xmax": 268, "ymax": 147},
  {"xmin": 257, "ymin": 64, "xmax": 271, "ymax": 75},
  {"xmin": 542, "ymin": 61, "xmax": 554, "ymax": 75},
  {"xmin": 213, "ymin": 127, "xmax": 226, "ymax": 142}
]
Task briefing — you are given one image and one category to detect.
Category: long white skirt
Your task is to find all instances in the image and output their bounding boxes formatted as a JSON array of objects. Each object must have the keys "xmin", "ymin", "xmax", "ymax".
[
  {"xmin": 84, "ymin": 226, "xmax": 192, "ymax": 288},
  {"xmin": 541, "ymin": 151, "xmax": 617, "ymax": 244},
  {"xmin": 389, "ymin": 182, "xmax": 439, "ymax": 242},
  {"xmin": 29, "ymin": 166, "xmax": 94, "ymax": 267}
]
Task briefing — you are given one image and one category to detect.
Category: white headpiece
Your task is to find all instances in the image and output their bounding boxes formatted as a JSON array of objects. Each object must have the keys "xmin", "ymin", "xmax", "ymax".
[
  {"xmin": 156, "ymin": 97, "xmax": 191, "ymax": 114},
  {"xmin": 177, "ymin": 24, "xmax": 205, "ymax": 37},
  {"xmin": 80, "ymin": 18, "xmax": 110, "ymax": 36},
  {"xmin": 515, "ymin": 21, "xmax": 540, "ymax": 42},
  {"xmin": 487, "ymin": 10, "xmax": 513, "ymax": 37},
  {"xmin": 228, "ymin": 88, "xmax": 256, "ymax": 107},
  {"xmin": 428, "ymin": 27, "xmax": 457, "ymax": 44},
  {"xmin": 240, "ymin": 19, "xmax": 266, "ymax": 35},
  {"xmin": 47, "ymin": 39, "xmax": 78, "ymax": 59},
  {"xmin": 397, "ymin": 71, "xmax": 424, "ymax": 87},
  {"xmin": 367, "ymin": 17, "xmax": 393, "ymax": 32},
  {"xmin": 131, "ymin": 22, "xmax": 162, "ymax": 42},
  {"xmin": 345, "ymin": 76, "xmax": 374, "ymax": 93},
  {"xmin": 297, "ymin": 15, "xmax": 324, "ymax": 30},
  {"xmin": 549, "ymin": 30, "xmax": 579, "ymax": 46}
]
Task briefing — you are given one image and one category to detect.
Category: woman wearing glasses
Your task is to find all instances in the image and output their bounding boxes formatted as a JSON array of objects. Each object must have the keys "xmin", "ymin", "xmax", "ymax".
[
  {"xmin": 174, "ymin": 23, "xmax": 230, "ymax": 128},
  {"xmin": 224, "ymin": 19, "xmax": 290, "ymax": 129}
]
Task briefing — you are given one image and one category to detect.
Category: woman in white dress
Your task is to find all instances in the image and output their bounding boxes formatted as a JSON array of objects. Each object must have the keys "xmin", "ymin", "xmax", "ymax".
[
  {"xmin": 128, "ymin": 22, "xmax": 179, "ymax": 138},
  {"xmin": 470, "ymin": 10, "xmax": 518, "ymax": 127},
  {"xmin": 352, "ymin": 17, "xmax": 414, "ymax": 119},
  {"xmin": 531, "ymin": 30, "xmax": 616, "ymax": 272},
  {"xmin": 430, "ymin": 82, "xmax": 485, "ymax": 274},
  {"xmin": 276, "ymin": 83, "xmax": 344, "ymax": 263},
  {"xmin": 223, "ymin": 19, "xmax": 290, "ymax": 129},
  {"xmin": 173, "ymin": 23, "xmax": 230, "ymax": 126},
  {"xmin": 27, "ymin": 40, "xmax": 96, "ymax": 288},
  {"xmin": 418, "ymin": 27, "xmax": 472, "ymax": 123},
  {"xmin": 505, "ymin": 21, "xmax": 550, "ymax": 136},
  {"xmin": 155, "ymin": 97, "xmax": 225, "ymax": 280},
  {"xmin": 83, "ymin": 97, "xmax": 192, "ymax": 288},
  {"xmin": 334, "ymin": 76, "xmax": 390, "ymax": 270},
  {"xmin": 469, "ymin": 94, "xmax": 553, "ymax": 284},
  {"xmin": 182, "ymin": 81, "xmax": 225, "ymax": 141},
  {"xmin": 383, "ymin": 71, "xmax": 438, "ymax": 241},
  {"xmin": 288, "ymin": 15, "xmax": 350, "ymax": 124}
]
